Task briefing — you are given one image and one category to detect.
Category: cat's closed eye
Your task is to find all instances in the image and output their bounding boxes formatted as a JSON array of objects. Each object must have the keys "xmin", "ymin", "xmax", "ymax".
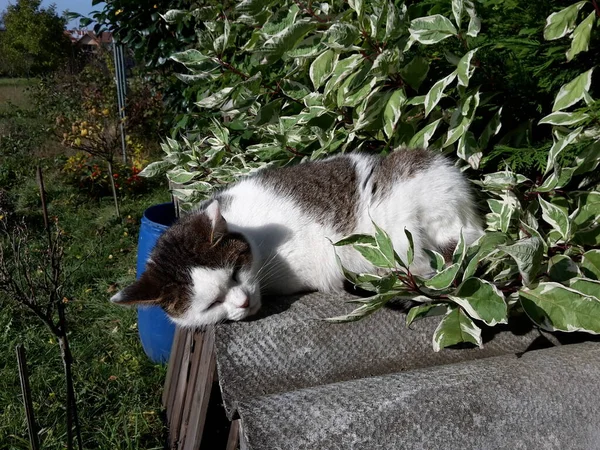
[{"xmin": 231, "ymin": 267, "xmax": 241, "ymax": 283}]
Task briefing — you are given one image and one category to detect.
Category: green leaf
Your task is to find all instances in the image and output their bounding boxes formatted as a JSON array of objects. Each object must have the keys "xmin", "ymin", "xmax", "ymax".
[
  {"xmin": 520, "ymin": 282, "xmax": 600, "ymax": 334},
  {"xmin": 543, "ymin": 1, "xmax": 586, "ymax": 41},
  {"xmin": 404, "ymin": 228, "xmax": 415, "ymax": 266},
  {"xmin": 463, "ymin": 232, "xmax": 510, "ymax": 280},
  {"xmin": 457, "ymin": 49, "xmax": 478, "ymax": 87},
  {"xmin": 452, "ymin": 0, "xmax": 464, "ymax": 28},
  {"xmin": 552, "ymin": 68, "xmax": 594, "ymax": 112},
  {"xmin": 569, "ymin": 278, "xmax": 600, "ymax": 298},
  {"xmin": 445, "ymin": 91, "xmax": 480, "ymax": 147},
  {"xmin": 334, "ymin": 233, "xmax": 393, "ymax": 269},
  {"xmin": 424, "ymin": 263, "xmax": 460, "ymax": 290},
  {"xmin": 325, "ymin": 293, "xmax": 396, "ymax": 323},
  {"xmin": 167, "ymin": 168, "xmax": 198, "ymax": 184},
  {"xmin": 544, "ymin": 126, "xmax": 583, "ymax": 176},
  {"xmin": 195, "ymin": 87, "xmax": 233, "ymax": 109},
  {"xmin": 478, "ymin": 107, "xmax": 503, "ymax": 149},
  {"xmin": 477, "ymin": 170, "xmax": 529, "ymax": 191},
  {"xmin": 409, "ymin": 14, "xmax": 458, "ymax": 45},
  {"xmin": 457, "ymin": 131, "xmax": 481, "ymax": 169},
  {"xmin": 465, "ymin": 0, "xmax": 481, "ymax": 37},
  {"xmin": 383, "ymin": 90, "xmax": 407, "ymax": 139},
  {"xmin": 260, "ymin": 20, "xmax": 318, "ymax": 62},
  {"xmin": 373, "ymin": 222, "xmax": 396, "ymax": 268},
  {"xmin": 566, "ymin": 11, "xmax": 595, "ymax": 61},
  {"xmin": 539, "ymin": 111, "xmax": 589, "ymax": 126},
  {"xmin": 161, "ymin": 9, "xmax": 189, "ymax": 23},
  {"xmin": 310, "ymin": 50, "xmax": 337, "ymax": 90},
  {"xmin": 449, "ymin": 277, "xmax": 507, "ymax": 326},
  {"xmin": 409, "ymin": 119, "xmax": 441, "ymax": 148},
  {"xmin": 325, "ymin": 23, "xmax": 360, "ymax": 48},
  {"xmin": 400, "ymin": 56, "xmax": 430, "ymax": 90},
  {"xmin": 425, "ymin": 71, "xmax": 457, "ymax": 117},
  {"xmin": 171, "ymin": 49, "xmax": 212, "ymax": 67},
  {"xmin": 573, "ymin": 141, "xmax": 600, "ymax": 176},
  {"xmin": 432, "ymin": 306, "xmax": 482, "ymax": 351},
  {"xmin": 347, "ymin": 0, "xmax": 364, "ymax": 18},
  {"xmin": 424, "ymin": 249, "xmax": 446, "ymax": 272},
  {"xmin": 548, "ymin": 255, "xmax": 580, "ymax": 283},
  {"xmin": 498, "ymin": 237, "xmax": 543, "ymax": 287},
  {"xmin": 255, "ymin": 99, "xmax": 284, "ymax": 126},
  {"xmin": 406, "ymin": 303, "xmax": 447, "ymax": 327},
  {"xmin": 539, "ymin": 197, "xmax": 571, "ymax": 240},
  {"xmin": 581, "ymin": 250, "xmax": 600, "ymax": 280},
  {"xmin": 139, "ymin": 160, "xmax": 171, "ymax": 178}
]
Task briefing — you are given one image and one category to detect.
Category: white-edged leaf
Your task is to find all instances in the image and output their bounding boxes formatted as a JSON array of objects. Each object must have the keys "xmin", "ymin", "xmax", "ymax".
[
  {"xmin": 406, "ymin": 303, "xmax": 447, "ymax": 327},
  {"xmin": 425, "ymin": 71, "xmax": 457, "ymax": 117},
  {"xmin": 520, "ymin": 282, "xmax": 600, "ymax": 334},
  {"xmin": 581, "ymin": 249, "xmax": 600, "ymax": 280},
  {"xmin": 325, "ymin": 293, "xmax": 396, "ymax": 323},
  {"xmin": 409, "ymin": 15, "xmax": 457, "ymax": 45},
  {"xmin": 566, "ymin": 11, "xmax": 596, "ymax": 61},
  {"xmin": 452, "ymin": 0, "xmax": 464, "ymax": 28},
  {"xmin": 171, "ymin": 49, "xmax": 212, "ymax": 66},
  {"xmin": 139, "ymin": 160, "xmax": 171, "ymax": 178},
  {"xmin": 548, "ymin": 254, "xmax": 580, "ymax": 283},
  {"xmin": 539, "ymin": 197, "xmax": 571, "ymax": 240},
  {"xmin": 310, "ymin": 50, "xmax": 337, "ymax": 89},
  {"xmin": 544, "ymin": 126, "xmax": 583, "ymax": 175},
  {"xmin": 449, "ymin": 277, "xmax": 507, "ymax": 326},
  {"xmin": 479, "ymin": 107, "xmax": 503, "ymax": 149},
  {"xmin": 432, "ymin": 306, "xmax": 482, "ymax": 351},
  {"xmin": 409, "ymin": 119, "xmax": 441, "ymax": 148},
  {"xmin": 543, "ymin": 2, "xmax": 586, "ymax": 40},
  {"xmin": 465, "ymin": 1, "xmax": 481, "ymax": 37},
  {"xmin": 424, "ymin": 264, "xmax": 460, "ymax": 290},
  {"xmin": 457, "ymin": 49, "xmax": 478, "ymax": 87},
  {"xmin": 167, "ymin": 168, "xmax": 198, "ymax": 184},
  {"xmin": 552, "ymin": 68, "xmax": 594, "ymax": 111},
  {"xmin": 383, "ymin": 90, "xmax": 407, "ymax": 139},
  {"xmin": 498, "ymin": 237, "xmax": 543, "ymax": 287},
  {"xmin": 539, "ymin": 111, "xmax": 589, "ymax": 126},
  {"xmin": 404, "ymin": 228, "xmax": 415, "ymax": 266}
]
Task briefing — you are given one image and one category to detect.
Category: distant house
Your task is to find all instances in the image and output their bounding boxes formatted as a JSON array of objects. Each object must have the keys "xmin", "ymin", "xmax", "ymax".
[{"xmin": 64, "ymin": 30, "xmax": 113, "ymax": 52}]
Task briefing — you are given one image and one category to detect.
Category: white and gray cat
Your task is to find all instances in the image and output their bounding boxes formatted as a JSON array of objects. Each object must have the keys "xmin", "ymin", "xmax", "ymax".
[{"xmin": 111, "ymin": 149, "xmax": 484, "ymax": 327}]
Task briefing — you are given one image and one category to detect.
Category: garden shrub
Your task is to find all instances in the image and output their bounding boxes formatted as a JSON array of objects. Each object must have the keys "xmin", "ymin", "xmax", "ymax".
[
  {"xmin": 134, "ymin": 0, "xmax": 600, "ymax": 350},
  {"xmin": 62, "ymin": 151, "xmax": 149, "ymax": 198}
]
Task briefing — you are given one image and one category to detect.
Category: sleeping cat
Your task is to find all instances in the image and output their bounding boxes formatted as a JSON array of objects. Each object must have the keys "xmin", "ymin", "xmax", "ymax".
[{"xmin": 111, "ymin": 149, "xmax": 484, "ymax": 327}]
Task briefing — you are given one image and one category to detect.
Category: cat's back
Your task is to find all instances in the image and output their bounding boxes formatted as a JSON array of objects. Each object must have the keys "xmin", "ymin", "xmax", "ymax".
[{"xmin": 224, "ymin": 154, "xmax": 367, "ymax": 233}]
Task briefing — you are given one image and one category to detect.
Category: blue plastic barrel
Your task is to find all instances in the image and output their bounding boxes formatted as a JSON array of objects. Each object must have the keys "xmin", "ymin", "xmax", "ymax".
[{"xmin": 136, "ymin": 202, "xmax": 177, "ymax": 363}]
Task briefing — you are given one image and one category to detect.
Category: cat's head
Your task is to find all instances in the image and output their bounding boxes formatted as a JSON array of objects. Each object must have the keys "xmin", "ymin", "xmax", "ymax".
[{"xmin": 110, "ymin": 200, "xmax": 261, "ymax": 327}]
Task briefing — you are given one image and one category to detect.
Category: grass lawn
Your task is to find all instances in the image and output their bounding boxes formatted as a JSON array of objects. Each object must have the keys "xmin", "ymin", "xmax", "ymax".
[
  {"xmin": 0, "ymin": 78, "xmax": 38, "ymax": 112},
  {"xmin": 0, "ymin": 79, "xmax": 172, "ymax": 448}
]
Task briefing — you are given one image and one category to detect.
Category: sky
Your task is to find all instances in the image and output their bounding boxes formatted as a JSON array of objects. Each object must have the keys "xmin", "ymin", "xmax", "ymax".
[{"xmin": 0, "ymin": 0, "xmax": 104, "ymax": 28}]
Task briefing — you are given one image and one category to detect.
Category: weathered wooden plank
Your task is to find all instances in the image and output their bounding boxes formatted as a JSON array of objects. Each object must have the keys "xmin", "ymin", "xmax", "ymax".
[
  {"xmin": 178, "ymin": 330, "xmax": 205, "ymax": 448},
  {"xmin": 168, "ymin": 329, "xmax": 194, "ymax": 449},
  {"xmin": 181, "ymin": 326, "xmax": 216, "ymax": 450},
  {"xmin": 163, "ymin": 325, "xmax": 184, "ymax": 412},
  {"xmin": 225, "ymin": 420, "xmax": 240, "ymax": 450}
]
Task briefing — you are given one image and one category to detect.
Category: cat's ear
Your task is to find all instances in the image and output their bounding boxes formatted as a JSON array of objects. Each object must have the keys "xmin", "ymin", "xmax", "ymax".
[
  {"xmin": 205, "ymin": 200, "xmax": 227, "ymax": 244},
  {"xmin": 110, "ymin": 273, "xmax": 162, "ymax": 306}
]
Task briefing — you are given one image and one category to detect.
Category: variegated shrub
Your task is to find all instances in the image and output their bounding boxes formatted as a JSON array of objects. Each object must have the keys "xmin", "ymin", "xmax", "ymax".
[{"xmin": 141, "ymin": 0, "xmax": 600, "ymax": 350}]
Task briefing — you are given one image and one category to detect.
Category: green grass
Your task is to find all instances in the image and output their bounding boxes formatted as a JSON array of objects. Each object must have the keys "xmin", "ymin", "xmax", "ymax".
[
  {"xmin": 0, "ymin": 78, "xmax": 37, "ymax": 111},
  {"xmin": 0, "ymin": 83, "xmax": 173, "ymax": 449}
]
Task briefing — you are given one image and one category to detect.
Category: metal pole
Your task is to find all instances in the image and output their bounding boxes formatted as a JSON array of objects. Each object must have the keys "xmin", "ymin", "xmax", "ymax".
[
  {"xmin": 113, "ymin": 42, "xmax": 127, "ymax": 164},
  {"xmin": 16, "ymin": 345, "xmax": 40, "ymax": 450}
]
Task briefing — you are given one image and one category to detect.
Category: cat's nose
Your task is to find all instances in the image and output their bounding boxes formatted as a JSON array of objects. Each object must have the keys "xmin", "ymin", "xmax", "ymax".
[{"xmin": 240, "ymin": 296, "xmax": 250, "ymax": 309}]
